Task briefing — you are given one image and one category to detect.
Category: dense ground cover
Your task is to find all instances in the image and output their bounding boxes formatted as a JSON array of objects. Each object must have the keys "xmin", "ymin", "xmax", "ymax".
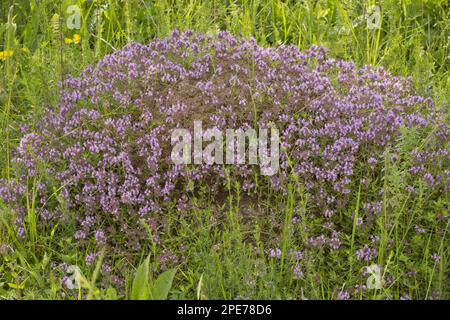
[{"xmin": 0, "ymin": 0, "xmax": 449, "ymax": 300}]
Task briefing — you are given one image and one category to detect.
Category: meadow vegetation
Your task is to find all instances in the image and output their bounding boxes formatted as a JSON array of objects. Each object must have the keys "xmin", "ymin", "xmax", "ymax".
[{"xmin": 0, "ymin": 0, "xmax": 448, "ymax": 300}]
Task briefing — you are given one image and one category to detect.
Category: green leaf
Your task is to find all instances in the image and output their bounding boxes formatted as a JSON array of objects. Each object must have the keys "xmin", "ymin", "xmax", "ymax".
[
  {"xmin": 8, "ymin": 281, "xmax": 25, "ymax": 290},
  {"xmin": 104, "ymin": 287, "xmax": 118, "ymax": 300},
  {"xmin": 151, "ymin": 268, "xmax": 177, "ymax": 300},
  {"xmin": 130, "ymin": 255, "xmax": 151, "ymax": 300}
]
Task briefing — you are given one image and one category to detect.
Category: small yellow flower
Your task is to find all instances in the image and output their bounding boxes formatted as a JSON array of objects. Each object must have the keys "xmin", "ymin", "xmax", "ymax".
[
  {"xmin": 21, "ymin": 47, "xmax": 29, "ymax": 54},
  {"xmin": 73, "ymin": 34, "xmax": 81, "ymax": 44},
  {"xmin": 0, "ymin": 50, "xmax": 14, "ymax": 61},
  {"xmin": 65, "ymin": 34, "xmax": 81, "ymax": 45}
]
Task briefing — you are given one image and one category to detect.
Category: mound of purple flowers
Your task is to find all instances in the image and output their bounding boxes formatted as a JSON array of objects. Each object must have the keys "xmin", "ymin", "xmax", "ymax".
[{"xmin": 1, "ymin": 30, "xmax": 448, "ymax": 258}]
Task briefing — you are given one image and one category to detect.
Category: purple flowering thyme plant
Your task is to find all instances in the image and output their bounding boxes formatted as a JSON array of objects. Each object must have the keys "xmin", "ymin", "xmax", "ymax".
[{"xmin": 1, "ymin": 31, "xmax": 448, "ymax": 289}]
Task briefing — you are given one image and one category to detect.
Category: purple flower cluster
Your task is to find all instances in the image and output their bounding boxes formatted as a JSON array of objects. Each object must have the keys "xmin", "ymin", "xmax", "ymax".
[
  {"xmin": 1, "ymin": 30, "xmax": 448, "ymax": 263},
  {"xmin": 356, "ymin": 245, "xmax": 378, "ymax": 262}
]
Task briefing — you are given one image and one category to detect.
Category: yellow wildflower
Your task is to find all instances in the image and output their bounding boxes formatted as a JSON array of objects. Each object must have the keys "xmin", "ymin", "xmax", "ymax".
[
  {"xmin": 65, "ymin": 34, "xmax": 81, "ymax": 45},
  {"xmin": 0, "ymin": 50, "xmax": 14, "ymax": 61},
  {"xmin": 73, "ymin": 34, "xmax": 81, "ymax": 44}
]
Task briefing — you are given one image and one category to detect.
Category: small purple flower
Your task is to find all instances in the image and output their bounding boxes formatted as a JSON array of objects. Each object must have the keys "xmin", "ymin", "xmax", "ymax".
[
  {"xmin": 94, "ymin": 230, "xmax": 106, "ymax": 246},
  {"xmin": 0, "ymin": 243, "xmax": 10, "ymax": 255},
  {"xmin": 268, "ymin": 248, "xmax": 281, "ymax": 259},
  {"xmin": 431, "ymin": 253, "xmax": 441, "ymax": 263},
  {"xmin": 337, "ymin": 290, "xmax": 350, "ymax": 300},
  {"xmin": 17, "ymin": 227, "xmax": 25, "ymax": 239},
  {"xmin": 328, "ymin": 232, "xmax": 341, "ymax": 250},
  {"xmin": 356, "ymin": 217, "xmax": 364, "ymax": 226},
  {"xmin": 405, "ymin": 186, "xmax": 415, "ymax": 194},
  {"xmin": 324, "ymin": 209, "xmax": 334, "ymax": 218},
  {"xmin": 423, "ymin": 173, "xmax": 435, "ymax": 187},
  {"xmin": 368, "ymin": 157, "xmax": 377, "ymax": 167},
  {"xmin": 356, "ymin": 245, "xmax": 378, "ymax": 261},
  {"xmin": 291, "ymin": 250, "xmax": 303, "ymax": 260},
  {"xmin": 370, "ymin": 235, "xmax": 380, "ymax": 243},
  {"xmin": 414, "ymin": 225, "xmax": 425, "ymax": 234},
  {"xmin": 293, "ymin": 266, "xmax": 304, "ymax": 280},
  {"xmin": 308, "ymin": 235, "xmax": 326, "ymax": 248},
  {"xmin": 407, "ymin": 270, "xmax": 417, "ymax": 277},
  {"xmin": 85, "ymin": 252, "xmax": 99, "ymax": 266},
  {"xmin": 354, "ymin": 284, "xmax": 367, "ymax": 292},
  {"xmin": 75, "ymin": 230, "xmax": 87, "ymax": 240},
  {"xmin": 158, "ymin": 250, "xmax": 178, "ymax": 270},
  {"xmin": 102, "ymin": 264, "xmax": 112, "ymax": 274}
]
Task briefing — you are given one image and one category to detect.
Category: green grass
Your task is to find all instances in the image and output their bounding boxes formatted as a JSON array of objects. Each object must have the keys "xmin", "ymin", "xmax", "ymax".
[{"xmin": 0, "ymin": 0, "xmax": 449, "ymax": 300}]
